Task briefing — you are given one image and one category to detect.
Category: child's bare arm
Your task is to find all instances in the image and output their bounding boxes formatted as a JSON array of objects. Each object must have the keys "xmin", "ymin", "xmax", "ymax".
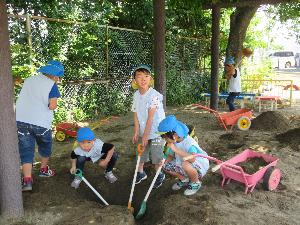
[
  {"xmin": 168, "ymin": 143, "xmax": 196, "ymax": 163},
  {"xmin": 99, "ymin": 146, "xmax": 115, "ymax": 168},
  {"xmin": 49, "ymin": 98, "xmax": 58, "ymax": 110},
  {"xmin": 132, "ymin": 112, "xmax": 139, "ymax": 144},
  {"xmin": 70, "ymin": 159, "xmax": 77, "ymax": 174},
  {"xmin": 142, "ymin": 107, "xmax": 156, "ymax": 146}
]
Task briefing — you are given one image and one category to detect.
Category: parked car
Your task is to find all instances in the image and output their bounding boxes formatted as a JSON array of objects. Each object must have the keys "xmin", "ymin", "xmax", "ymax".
[
  {"xmin": 295, "ymin": 53, "xmax": 300, "ymax": 67},
  {"xmin": 269, "ymin": 51, "xmax": 296, "ymax": 69}
]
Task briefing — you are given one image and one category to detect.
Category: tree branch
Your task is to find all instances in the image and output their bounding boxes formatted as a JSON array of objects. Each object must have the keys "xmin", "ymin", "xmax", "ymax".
[{"xmin": 203, "ymin": 0, "xmax": 295, "ymax": 9}]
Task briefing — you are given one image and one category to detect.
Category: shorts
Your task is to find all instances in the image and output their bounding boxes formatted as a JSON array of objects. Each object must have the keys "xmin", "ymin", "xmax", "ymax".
[
  {"xmin": 17, "ymin": 121, "xmax": 52, "ymax": 164},
  {"xmin": 140, "ymin": 137, "xmax": 165, "ymax": 164},
  {"xmin": 163, "ymin": 158, "xmax": 209, "ymax": 178}
]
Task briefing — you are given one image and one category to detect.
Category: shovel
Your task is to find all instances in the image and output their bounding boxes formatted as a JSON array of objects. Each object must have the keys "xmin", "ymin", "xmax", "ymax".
[
  {"xmin": 75, "ymin": 169, "xmax": 109, "ymax": 206},
  {"xmin": 128, "ymin": 144, "xmax": 145, "ymax": 213},
  {"xmin": 135, "ymin": 158, "xmax": 166, "ymax": 220}
]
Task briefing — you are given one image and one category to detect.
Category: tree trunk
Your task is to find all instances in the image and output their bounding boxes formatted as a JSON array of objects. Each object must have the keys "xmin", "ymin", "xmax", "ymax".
[
  {"xmin": 0, "ymin": 0, "xmax": 24, "ymax": 218},
  {"xmin": 210, "ymin": 5, "xmax": 220, "ymax": 110},
  {"xmin": 153, "ymin": 0, "xmax": 166, "ymax": 108},
  {"xmin": 226, "ymin": 6, "xmax": 258, "ymax": 65}
]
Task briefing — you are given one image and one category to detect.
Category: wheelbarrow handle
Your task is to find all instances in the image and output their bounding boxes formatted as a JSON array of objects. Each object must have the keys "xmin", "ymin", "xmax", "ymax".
[
  {"xmin": 192, "ymin": 103, "xmax": 219, "ymax": 114},
  {"xmin": 183, "ymin": 154, "xmax": 222, "ymax": 164}
]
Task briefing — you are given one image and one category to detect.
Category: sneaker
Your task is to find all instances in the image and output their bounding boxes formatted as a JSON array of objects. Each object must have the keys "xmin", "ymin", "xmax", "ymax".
[
  {"xmin": 22, "ymin": 178, "xmax": 33, "ymax": 192},
  {"xmin": 71, "ymin": 177, "xmax": 82, "ymax": 189},
  {"xmin": 135, "ymin": 172, "xmax": 147, "ymax": 184},
  {"xmin": 184, "ymin": 182, "xmax": 202, "ymax": 196},
  {"xmin": 153, "ymin": 172, "xmax": 165, "ymax": 189},
  {"xmin": 172, "ymin": 179, "xmax": 189, "ymax": 191},
  {"xmin": 39, "ymin": 165, "xmax": 56, "ymax": 177},
  {"xmin": 104, "ymin": 171, "xmax": 118, "ymax": 183}
]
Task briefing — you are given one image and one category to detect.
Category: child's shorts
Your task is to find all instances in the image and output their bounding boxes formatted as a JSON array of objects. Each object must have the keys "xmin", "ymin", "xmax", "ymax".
[
  {"xmin": 140, "ymin": 137, "xmax": 165, "ymax": 164},
  {"xmin": 163, "ymin": 158, "xmax": 209, "ymax": 178},
  {"xmin": 17, "ymin": 121, "xmax": 52, "ymax": 164}
]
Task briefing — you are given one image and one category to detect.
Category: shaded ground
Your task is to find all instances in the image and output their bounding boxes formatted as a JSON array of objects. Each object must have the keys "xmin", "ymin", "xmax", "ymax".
[{"xmin": 3, "ymin": 106, "xmax": 300, "ymax": 225}]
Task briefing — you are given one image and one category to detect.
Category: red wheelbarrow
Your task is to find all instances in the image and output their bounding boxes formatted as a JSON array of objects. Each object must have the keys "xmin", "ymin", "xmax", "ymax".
[
  {"xmin": 192, "ymin": 103, "xmax": 253, "ymax": 131},
  {"xmin": 184, "ymin": 149, "xmax": 281, "ymax": 194},
  {"xmin": 55, "ymin": 122, "xmax": 81, "ymax": 142}
]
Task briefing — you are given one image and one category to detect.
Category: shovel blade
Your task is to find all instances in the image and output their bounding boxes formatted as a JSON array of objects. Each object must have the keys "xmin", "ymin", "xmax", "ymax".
[{"xmin": 135, "ymin": 201, "xmax": 147, "ymax": 220}]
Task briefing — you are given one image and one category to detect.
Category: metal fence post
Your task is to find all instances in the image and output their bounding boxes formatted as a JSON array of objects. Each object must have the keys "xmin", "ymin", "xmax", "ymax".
[
  {"xmin": 25, "ymin": 13, "xmax": 33, "ymax": 65},
  {"xmin": 106, "ymin": 25, "xmax": 109, "ymax": 79}
]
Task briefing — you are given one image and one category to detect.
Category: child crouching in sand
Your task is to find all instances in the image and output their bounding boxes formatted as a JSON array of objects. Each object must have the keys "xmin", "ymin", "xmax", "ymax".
[{"xmin": 158, "ymin": 115, "xmax": 209, "ymax": 196}]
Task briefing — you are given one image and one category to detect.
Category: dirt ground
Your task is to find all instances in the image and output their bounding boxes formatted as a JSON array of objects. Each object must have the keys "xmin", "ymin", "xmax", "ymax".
[{"xmin": 3, "ymin": 105, "xmax": 300, "ymax": 225}]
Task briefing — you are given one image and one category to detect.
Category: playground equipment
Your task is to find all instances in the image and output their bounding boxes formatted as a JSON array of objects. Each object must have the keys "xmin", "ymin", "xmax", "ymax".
[
  {"xmin": 192, "ymin": 103, "xmax": 253, "ymax": 131},
  {"xmin": 184, "ymin": 149, "xmax": 281, "ymax": 194}
]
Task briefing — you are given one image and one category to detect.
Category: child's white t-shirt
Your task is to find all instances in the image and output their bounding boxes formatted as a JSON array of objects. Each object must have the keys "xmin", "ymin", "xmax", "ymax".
[
  {"xmin": 228, "ymin": 68, "xmax": 241, "ymax": 93},
  {"xmin": 74, "ymin": 139, "xmax": 104, "ymax": 163},
  {"xmin": 16, "ymin": 73, "xmax": 55, "ymax": 129},
  {"xmin": 131, "ymin": 87, "xmax": 165, "ymax": 139},
  {"xmin": 173, "ymin": 136, "xmax": 209, "ymax": 171}
]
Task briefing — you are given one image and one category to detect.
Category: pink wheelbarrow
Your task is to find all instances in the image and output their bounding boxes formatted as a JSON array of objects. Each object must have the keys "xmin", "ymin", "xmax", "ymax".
[{"xmin": 184, "ymin": 149, "xmax": 281, "ymax": 194}]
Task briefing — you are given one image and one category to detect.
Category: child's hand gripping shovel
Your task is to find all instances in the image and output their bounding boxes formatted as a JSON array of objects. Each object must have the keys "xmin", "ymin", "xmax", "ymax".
[
  {"xmin": 75, "ymin": 169, "xmax": 109, "ymax": 206},
  {"xmin": 128, "ymin": 144, "xmax": 144, "ymax": 213},
  {"xmin": 135, "ymin": 158, "xmax": 166, "ymax": 220}
]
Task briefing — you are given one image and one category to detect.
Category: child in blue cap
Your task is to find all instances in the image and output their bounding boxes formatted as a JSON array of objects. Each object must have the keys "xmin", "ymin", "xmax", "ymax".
[
  {"xmin": 70, "ymin": 127, "xmax": 119, "ymax": 189},
  {"xmin": 158, "ymin": 115, "xmax": 209, "ymax": 196},
  {"xmin": 224, "ymin": 56, "xmax": 241, "ymax": 111},
  {"xmin": 131, "ymin": 64, "xmax": 166, "ymax": 188},
  {"xmin": 16, "ymin": 60, "xmax": 64, "ymax": 191}
]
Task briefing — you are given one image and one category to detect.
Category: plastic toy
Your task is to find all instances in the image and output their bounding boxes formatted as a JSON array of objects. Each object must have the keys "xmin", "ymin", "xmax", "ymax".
[{"xmin": 184, "ymin": 149, "xmax": 281, "ymax": 194}]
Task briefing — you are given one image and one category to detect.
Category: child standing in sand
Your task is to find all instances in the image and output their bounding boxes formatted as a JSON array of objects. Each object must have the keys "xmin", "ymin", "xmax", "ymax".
[
  {"xmin": 131, "ymin": 64, "xmax": 166, "ymax": 189},
  {"xmin": 158, "ymin": 115, "xmax": 209, "ymax": 196},
  {"xmin": 70, "ymin": 127, "xmax": 119, "ymax": 188}
]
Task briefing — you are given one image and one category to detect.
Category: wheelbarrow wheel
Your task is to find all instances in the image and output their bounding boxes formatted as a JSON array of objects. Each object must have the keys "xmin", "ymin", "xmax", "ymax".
[
  {"xmin": 237, "ymin": 116, "xmax": 251, "ymax": 131},
  {"xmin": 55, "ymin": 131, "xmax": 66, "ymax": 142},
  {"xmin": 262, "ymin": 167, "xmax": 281, "ymax": 191}
]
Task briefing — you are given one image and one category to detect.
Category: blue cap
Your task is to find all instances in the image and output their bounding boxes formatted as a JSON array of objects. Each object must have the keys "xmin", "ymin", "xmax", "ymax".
[
  {"xmin": 158, "ymin": 115, "xmax": 189, "ymax": 138},
  {"xmin": 37, "ymin": 60, "xmax": 64, "ymax": 77},
  {"xmin": 224, "ymin": 56, "xmax": 235, "ymax": 65},
  {"xmin": 77, "ymin": 127, "xmax": 95, "ymax": 142},
  {"xmin": 132, "ymin": 64, "xmax": 151, "ymax": 77}
]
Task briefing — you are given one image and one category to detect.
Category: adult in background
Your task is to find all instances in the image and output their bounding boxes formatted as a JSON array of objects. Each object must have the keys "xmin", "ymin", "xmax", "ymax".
[
  {"xmin": 16, "ymin": 60, "xmax": 64, "ymax": 191},
  {"xmin": 224, "ymin": 56, "xmax": 241, "ymax": 111}
]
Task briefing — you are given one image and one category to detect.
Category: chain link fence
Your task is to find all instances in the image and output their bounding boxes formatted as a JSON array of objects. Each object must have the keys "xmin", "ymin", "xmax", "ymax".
[{"xmin": 8, "ymin": 14, "xmax": 209, "ymax": 123}]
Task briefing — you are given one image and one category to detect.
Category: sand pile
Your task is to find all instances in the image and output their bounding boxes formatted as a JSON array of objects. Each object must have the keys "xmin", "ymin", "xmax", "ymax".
[
  {"xmin": 251, "ymin": 111, "xmax": 290, "ymax": 131},
  {"xmin": 276, "ymin": 127, "xmax": 300, "ymax": 151}
]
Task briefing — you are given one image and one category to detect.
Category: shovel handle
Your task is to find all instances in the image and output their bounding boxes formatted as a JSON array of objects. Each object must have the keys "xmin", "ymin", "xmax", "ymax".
[{"xmin": 137, "ymin": 144, "xmax": 145, "ymax": 156}]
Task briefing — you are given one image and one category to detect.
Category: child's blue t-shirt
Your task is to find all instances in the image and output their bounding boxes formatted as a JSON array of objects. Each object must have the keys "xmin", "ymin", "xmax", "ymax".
[{"xmin": 49, "ymin": 83, "xmax": 61, "ymax": 98}]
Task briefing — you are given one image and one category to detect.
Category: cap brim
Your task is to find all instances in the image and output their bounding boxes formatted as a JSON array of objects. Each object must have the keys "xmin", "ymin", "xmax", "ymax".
[{"xmin": 156, "ymin": 131, "xmax": 168, "ymax": 135}]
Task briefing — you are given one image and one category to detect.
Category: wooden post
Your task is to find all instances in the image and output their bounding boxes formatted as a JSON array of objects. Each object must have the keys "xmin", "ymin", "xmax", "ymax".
[
  {"xmin": 153, "ymin": 0, "xmax": 166, "ymax": 108},
  {"xmin": 210, "ymin": 5, "xmax": 220, "ymax": 110},
  {"xmin": 25, "ymin": 13, "xmax": 33, "ymax": 65}
]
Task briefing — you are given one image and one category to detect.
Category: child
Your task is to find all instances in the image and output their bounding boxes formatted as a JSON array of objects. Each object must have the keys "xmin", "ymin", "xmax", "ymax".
[
  {"xmin": 70, "ymin": 127, "xmax": 118, "ymax": 188},
  {"xmin": 224, "ymin": 56, "xmax": 241, "ymax": 111},
  {"xmin": 131, "ymin": 64, "xmax": 166, "ymax": 189},
  {"xmin": 16, "ymin": 60, "xmax": 64, "ymax": 191},
  {"xmin": 158, "ymin": 115, "xmax": 209, "ymax": 196}
]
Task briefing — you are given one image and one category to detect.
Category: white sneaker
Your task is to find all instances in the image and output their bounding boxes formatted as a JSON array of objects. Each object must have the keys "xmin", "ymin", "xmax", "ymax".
[
  {"xmin": 184, "ymin": 182, "xmax": 202, "ymax": 196},
  {"xmin": 104, "ymin": 171, "xmax": 117, "ymax": 183},
  {"xmin": 172, "ymin": 179, "xmax": 189, "ymax": 191},
  {"xmin": 71, "ymin": 177, "xmax": 82, "ymax": 189}
]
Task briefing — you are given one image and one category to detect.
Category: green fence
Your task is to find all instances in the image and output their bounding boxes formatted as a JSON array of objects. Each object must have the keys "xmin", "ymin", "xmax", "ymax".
[{"xmin": 8, "ymin": 14, "xmax": 210, "ymax": 123}]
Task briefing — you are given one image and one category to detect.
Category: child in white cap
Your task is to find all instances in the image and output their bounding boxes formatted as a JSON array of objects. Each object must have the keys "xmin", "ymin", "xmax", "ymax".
[
  {"xmin": 70, "ymin": 127, "xmax": 119, "ymax": 189},
  {"xmin": 158, "ymin": 115, "xmax": 209, "ymax": 196}
]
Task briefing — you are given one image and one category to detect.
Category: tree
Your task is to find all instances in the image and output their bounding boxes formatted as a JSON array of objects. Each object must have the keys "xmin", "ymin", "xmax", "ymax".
[
  {"xmin": 153, "ymin": 0, "xmax": 166, "ymax": 107},
  {"xmin": 0, "ymin": 0, "xmax": 24, "ymax": 218}
]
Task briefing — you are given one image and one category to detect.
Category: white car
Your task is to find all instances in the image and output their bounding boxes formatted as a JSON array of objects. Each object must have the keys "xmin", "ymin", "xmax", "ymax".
[{"xmin": 269, "ymin": 51, "xmax": 296, "ymax": 69}]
